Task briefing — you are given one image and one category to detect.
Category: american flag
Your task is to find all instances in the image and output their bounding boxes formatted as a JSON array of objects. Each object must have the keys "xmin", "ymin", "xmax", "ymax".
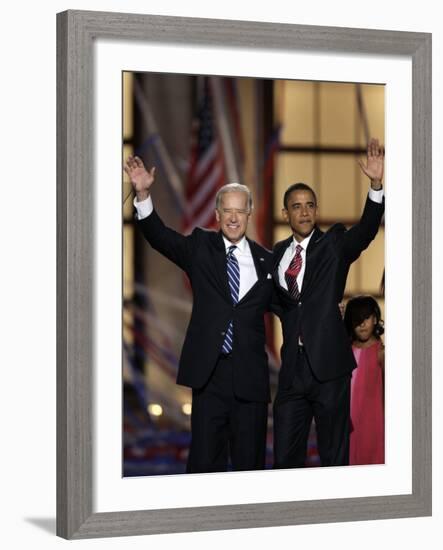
[{"xmin": 183, "ymin": 77, "xmax": 226, "ymax": 233}]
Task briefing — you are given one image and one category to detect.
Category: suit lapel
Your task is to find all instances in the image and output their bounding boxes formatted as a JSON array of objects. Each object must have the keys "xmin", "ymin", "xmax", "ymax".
[
  {"xmin": 236, "ymin": 238, "xmax": 268, "ymax": 305},
  {"xmin": 273, "ymin": 236, "xmax": 293, "ymax": 289},
  {"xmin": 248, "ymin": 239, "xmax": 267, "ymax": 280},
  {"xmin": 300, "ymin": 226, "xmax": 323, "ymax": 298},
  {"xmin": 273, "ymin": 235, "xmax": 292, "ymax": 285},
  {"xmin": 211, "ymin": 231, "xmax": 231, "ymax": 300}
]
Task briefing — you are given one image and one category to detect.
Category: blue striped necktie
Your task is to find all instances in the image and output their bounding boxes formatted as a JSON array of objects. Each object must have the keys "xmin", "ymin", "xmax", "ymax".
[{"xmin": 221, "ymin": 245, "xmax": 240, "ymax": 354}]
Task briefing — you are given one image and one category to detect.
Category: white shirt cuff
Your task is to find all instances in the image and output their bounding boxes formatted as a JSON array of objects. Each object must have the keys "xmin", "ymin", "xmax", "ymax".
[
  {"xmin": 133, "ymin": 195, "xmax": 154, "ymax": 220},
  {"xmin": 368, "ymin": 187, "xmax": 384, "ymax": 204}
]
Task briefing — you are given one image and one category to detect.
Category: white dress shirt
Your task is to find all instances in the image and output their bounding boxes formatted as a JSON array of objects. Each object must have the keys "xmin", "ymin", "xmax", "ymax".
[
  {"xmin": 221, "ymin": 235, "xmax": 258, "ymax": 300},
  {"xmin": 133, "ymin": 195, "xmax": 258, "ymax": 300},
  {"xmin": 134, "ymin": 195, "xmax": 154, "ymax": 219}
]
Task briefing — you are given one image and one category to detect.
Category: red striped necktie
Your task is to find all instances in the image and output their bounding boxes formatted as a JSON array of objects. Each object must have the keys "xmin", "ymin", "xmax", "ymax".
[{"xmin": 284, "ymin": 244, "xmax": 303, "ymax": 300}]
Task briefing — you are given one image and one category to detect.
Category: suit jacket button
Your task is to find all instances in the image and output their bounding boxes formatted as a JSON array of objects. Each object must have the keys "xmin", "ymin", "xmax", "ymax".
[
  {"xmin": 298, "ymin": 302, "xmax": 302, "ymax": 306},
  {"xmin": 221, "ymin": 331, "xmax": 225, "ymax": 336}
]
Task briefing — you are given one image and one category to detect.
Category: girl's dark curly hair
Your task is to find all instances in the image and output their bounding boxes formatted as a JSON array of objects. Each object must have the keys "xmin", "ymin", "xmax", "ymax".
[{"xmin": 344, "ymin": 295, "xmax": 384, "ymax": 339}]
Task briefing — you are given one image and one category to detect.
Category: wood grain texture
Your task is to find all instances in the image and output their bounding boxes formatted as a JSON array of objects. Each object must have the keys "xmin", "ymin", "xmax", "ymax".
[
  {"xmin": 411, "ymin": 34, "xmax": 432, "ymax": 512},
  {"xmin": 57, "ymin": 10, "xmax": 94, "ymax": 538},
  {"xmin": 56, "ymin": 9, "xmax": 432, "ymax": 539}
]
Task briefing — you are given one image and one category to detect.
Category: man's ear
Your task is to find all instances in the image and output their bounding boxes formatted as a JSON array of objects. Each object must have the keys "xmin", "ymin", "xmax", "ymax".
[
  {"xmin": 215, "ymin": 208, "xmax": 220, "ymax": 223},
  {"xmin": 282, "ymin": 208, "xmax": 289, "ymax": 222}
]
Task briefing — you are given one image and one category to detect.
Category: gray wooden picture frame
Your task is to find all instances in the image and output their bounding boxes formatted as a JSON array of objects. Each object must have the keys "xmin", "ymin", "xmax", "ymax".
[{"xmin": 56, "ymin": 9, "xmax": 432, "ymax": 540}]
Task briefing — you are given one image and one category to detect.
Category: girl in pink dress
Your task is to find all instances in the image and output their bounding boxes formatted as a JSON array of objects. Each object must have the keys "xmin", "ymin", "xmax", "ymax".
[{"xmin": 344, "ymin": 296, "xmax": 385, "ymax": 465}]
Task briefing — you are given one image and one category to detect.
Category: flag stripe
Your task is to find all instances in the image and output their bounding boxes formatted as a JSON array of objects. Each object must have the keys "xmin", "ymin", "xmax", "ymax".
[
  {"xmin": 186, "ymin": 162, "xmax": 223, "ymax": 217},
  {"xmin": 184, "ymin": 77, "xmax": 226, "ymax": 235}
]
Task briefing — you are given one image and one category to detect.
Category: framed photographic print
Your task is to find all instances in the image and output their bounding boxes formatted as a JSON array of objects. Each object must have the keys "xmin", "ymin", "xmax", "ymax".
[
  {"xmin": 121, "ymin": 72, "xmax": 386, "ymax": 478},
  {"xmin": 57, "ymin": 9, "xmax": 431, "ymax": 539}
]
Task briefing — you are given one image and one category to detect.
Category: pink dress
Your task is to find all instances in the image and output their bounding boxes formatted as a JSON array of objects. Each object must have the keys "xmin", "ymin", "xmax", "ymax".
[{"xmin": 349, "ymin": 340, "xmax": 384, "ymax": 465}]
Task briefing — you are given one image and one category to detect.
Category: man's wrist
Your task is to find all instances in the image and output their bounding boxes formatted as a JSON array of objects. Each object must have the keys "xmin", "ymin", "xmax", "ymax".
[
  {"xmin": 370, "ymin": 179, "xmax": 383, "ymax": 191},
  {"xmin": 135, "ymin": 190, "xmax": 150, "ymax": 203}
]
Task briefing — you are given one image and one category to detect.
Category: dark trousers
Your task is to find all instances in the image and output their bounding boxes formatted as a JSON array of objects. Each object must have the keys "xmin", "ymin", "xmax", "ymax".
[
  {"xmin": 273, "ymin": 346, "xmax": 350, "ymax": 468},
  {"xmin": 186, "ymin": 354, "xmax": 268, "ymax": 474}
]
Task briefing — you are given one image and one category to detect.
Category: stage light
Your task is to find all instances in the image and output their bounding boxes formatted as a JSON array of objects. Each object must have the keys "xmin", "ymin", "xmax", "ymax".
[
  {"xmin": 148, "ymin": 403, "xmax": 163, "ymax": 416},
  {"xmin": 181, "ymin": 403, "xmax": 192, "ymax": 415}
]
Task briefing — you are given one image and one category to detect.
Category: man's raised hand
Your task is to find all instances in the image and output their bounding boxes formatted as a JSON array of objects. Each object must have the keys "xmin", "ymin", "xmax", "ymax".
[
  {"xmin": 358, "ymin": 138, "xmax": 384, "ymax": 189},
  {"xmin": 124, "ymin": 156, "xmax": 156, "ymax": 202}
]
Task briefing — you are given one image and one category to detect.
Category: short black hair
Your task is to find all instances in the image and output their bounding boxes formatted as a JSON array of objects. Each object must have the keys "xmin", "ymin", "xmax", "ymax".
[
  {"xmin": 344, "ymin": 295, "xmax": 384, "ymax": 340},
  {"xmin": 283, "ymin": 183, "xmax": 318, "ymax": 209}
]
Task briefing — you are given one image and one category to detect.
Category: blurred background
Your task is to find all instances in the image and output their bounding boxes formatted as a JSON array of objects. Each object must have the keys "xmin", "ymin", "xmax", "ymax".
[{"xmin": 122, "ymin": 72, "xmax": 385, "ymax": 477}]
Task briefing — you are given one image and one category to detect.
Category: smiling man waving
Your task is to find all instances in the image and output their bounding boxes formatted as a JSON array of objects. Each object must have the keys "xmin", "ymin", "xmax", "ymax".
[
  {"xmin": 272, "ymin": 138, "xmax": 385, "ymax": 469},
  {"xmin": 124, "ymin": 156, "xmax": 274, "ymax": 474}
]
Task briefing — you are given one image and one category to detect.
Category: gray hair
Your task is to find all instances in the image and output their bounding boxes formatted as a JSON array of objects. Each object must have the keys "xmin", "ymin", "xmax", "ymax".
[{"xmin": 215, "ymin": 183, "xmax": 253, "ymax": 212}]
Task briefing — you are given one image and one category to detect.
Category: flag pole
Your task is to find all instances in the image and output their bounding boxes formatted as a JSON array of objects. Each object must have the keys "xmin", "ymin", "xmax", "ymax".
[
  {"xmin": 210, "ymin": 77, "xmax": 242, "ymax": 185},
  {"xmin": 133, "ymin": 77, "xmax": 186, "ymax": 213}
]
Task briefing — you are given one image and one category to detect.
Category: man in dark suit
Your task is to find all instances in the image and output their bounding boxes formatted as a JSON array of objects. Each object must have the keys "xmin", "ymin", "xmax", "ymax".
[
  {"xmin": 124, "ymin": 156, "xmax": 274, "ymax": 473},
  {"xmin": 273, "ymin": 138, "xmax": 385, "ymax": 468}
]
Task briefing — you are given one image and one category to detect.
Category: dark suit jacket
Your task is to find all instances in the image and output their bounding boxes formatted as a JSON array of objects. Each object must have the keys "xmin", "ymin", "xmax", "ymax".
[
  {"xmin": 138, "ymin": 210, "xmax": 274, "ymax": 402},
  {"xmin": 273, "ymin": 196, "xmax": 384, "ymax": 388}
]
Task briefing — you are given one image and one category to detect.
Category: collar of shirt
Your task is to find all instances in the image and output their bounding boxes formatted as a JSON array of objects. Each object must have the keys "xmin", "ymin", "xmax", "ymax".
[
  {"xmin": 288, "ymin": 229, "xmax": 315, "ymax": 254},
  {"xmin": 222, "ymin": 235, "xmax": 250, "ymax": 256}
]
